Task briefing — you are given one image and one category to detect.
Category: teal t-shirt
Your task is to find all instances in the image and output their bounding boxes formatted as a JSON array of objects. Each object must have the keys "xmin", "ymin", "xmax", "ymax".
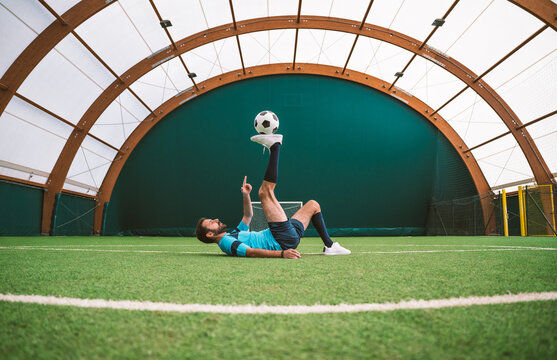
[{"xmin": 218, "ymin": 221, "xmax": 282, "ymax": 257}]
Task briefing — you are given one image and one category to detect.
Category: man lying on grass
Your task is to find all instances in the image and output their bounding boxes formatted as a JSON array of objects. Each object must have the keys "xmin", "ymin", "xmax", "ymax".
[{"xmin": 195, "ymin": 134, "xmax": 350, "ymax": 259}]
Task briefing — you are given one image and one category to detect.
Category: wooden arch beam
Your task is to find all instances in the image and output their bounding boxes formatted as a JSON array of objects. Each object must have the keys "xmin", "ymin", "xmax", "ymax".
[
  {"xmin": 38, "ymin": 15, "xmax": 554, "ymax": 233},
  {"xmin": 93, "ymin": 63, "xmax": 493, "ymax": 234}
]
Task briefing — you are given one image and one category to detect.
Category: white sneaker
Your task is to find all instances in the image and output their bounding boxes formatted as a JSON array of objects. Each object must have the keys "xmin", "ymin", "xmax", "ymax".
[
  {"xmin": 323, "ymin": 242, "xmax": 351, "ymax": 255},
  {"xmin": 250, "ymin": 134, "xmax": 283, "ymax": 149}
]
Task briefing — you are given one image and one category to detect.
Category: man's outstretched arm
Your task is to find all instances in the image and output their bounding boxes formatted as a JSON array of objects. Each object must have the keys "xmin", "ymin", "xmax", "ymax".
[
  {"xmin": 246, "ymin": 248, "xmax": 301, "ymax": 259},
  {"xmin": 241, "ymin": 176, "xmax": 253, "ymax": 226}
]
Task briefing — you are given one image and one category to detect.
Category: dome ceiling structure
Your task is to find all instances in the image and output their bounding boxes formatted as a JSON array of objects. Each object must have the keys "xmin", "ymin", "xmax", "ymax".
[{"xmin": 0, "ymin": 0, "xmax": 556, "ymax": 233}]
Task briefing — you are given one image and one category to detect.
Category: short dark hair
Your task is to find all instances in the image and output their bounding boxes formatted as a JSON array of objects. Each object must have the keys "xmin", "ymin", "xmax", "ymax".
[{"xmin": 195, "ymin": 217, "xmax": 213, "ymax": 243}]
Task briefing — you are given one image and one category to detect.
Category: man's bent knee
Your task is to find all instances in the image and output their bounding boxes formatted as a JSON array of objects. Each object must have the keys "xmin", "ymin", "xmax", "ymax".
[{"xmin": 307, "ymin": 200, "xmax": 321, "ymax": 213}]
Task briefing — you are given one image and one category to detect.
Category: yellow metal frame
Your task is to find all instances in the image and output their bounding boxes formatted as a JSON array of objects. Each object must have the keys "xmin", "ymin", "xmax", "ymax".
[
  {"xmin": 502, "ymin": 189, "xmax": 509, "ymax": 237},
  {"xmin": 518, "ymin": 186, "xmax": 527, "ymax": 236},
  {"xmin": 519, "ymin": 184, "xmax": 556, "ymax": 237}
]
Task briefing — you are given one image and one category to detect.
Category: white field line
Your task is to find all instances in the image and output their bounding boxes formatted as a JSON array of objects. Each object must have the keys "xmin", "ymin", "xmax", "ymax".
[
  {"xmin": 5, "ymin": 244, "xmax": 554, "ymax": 249},
  {"xmin": 0, "ymin": 246, "xmax": 556, "ymax": 255},
  {"xmin": 7, "ymin": 244, "xmax": 210, "ymax": 248},
  {"xmin": 358, "ymin": 248, "xmax": 557, "ymax": 254},
  {"xmin": 0, "ymin": 292, "xmax": 556, "ymax": 315},
  {"xmin": 0, "ymin": 247, "xmax": 218, "ymax": 255},
  {"xmin": 305, "ymin": 247, "xmax": 557, "ymax": 255}
]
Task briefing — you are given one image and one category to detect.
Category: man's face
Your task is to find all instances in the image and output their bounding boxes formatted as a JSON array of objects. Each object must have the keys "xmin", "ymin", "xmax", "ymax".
[{"xmin": 203, "ymin": 218, "xmax": 227, "ymax": 236}]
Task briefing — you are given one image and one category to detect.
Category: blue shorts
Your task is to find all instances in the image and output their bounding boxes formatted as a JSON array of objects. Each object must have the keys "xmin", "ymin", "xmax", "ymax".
[{"xmin": 268, "ymin": 218, "xmax": 305, "ymax": 250}]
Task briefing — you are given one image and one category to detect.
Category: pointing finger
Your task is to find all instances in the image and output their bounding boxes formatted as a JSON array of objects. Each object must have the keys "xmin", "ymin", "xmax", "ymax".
[{"xmin": 243, "ymin": 176, "xmax": 247, "ymax": 186}]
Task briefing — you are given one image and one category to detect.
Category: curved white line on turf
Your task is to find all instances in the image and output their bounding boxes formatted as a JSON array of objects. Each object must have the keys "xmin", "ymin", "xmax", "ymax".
[
  {"xmin": 358, "ymin": 248, "xmax": 557, "ymax": 254},
  {"xmin": 0, "ymin": 247, "xmax": 219, "ymax": 255},
  {"xmin": 0, "ymin": 292, "xmax": 556, "ymax": 314},
  {"xmin": 6, "ymin": 244, "xmax": 210, "ymax": 248},
  {"xmin": 1, "ymin": 246, "xmax": 556, "ymax": 255},
  {"xmin": 4, "ymin": 244, "xmax": 556, "ymax": 249}
]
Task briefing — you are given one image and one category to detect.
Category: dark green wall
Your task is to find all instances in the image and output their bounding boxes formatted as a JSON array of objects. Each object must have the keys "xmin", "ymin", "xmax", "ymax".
[
  {"xmin": 0, "ymin": 180, "xmax": 96, "ymax": 236},
  {"xmin": 105, "ymin": 75, "xmax": 478, "ymax": 236},
  {"xmin": 0, "ymin": 180, "xmax": 43, "ymax": 236}
]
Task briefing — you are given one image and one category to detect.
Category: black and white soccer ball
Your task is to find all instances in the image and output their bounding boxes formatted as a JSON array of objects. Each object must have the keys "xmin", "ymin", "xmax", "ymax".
[{"xmin": 254, "ymin": 110, "xmax": 279, "ymax": 134}]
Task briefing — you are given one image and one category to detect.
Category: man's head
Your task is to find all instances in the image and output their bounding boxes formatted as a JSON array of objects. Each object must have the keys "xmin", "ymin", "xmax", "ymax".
[{"xmin": 195, "ymin": 217, "xmax": 227, "ymax": 243}]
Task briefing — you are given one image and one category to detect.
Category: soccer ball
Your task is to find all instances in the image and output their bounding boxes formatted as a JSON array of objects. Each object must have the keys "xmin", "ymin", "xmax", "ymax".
[{"xmin": 254, "ymin": 110, "xmax": 279, "ymax": 134}]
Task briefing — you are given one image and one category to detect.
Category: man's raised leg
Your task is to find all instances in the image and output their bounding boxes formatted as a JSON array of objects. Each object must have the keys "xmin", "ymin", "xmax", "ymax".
[{"xmin": 257, "ymin": 142, "xmax": 287, "ymax": 222}]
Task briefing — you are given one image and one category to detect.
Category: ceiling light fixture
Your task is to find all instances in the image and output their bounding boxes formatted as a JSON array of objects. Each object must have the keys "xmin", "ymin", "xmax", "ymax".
[
  {"xmin": 432, "ymin": 18, "xmax": 445, "ymax": 27},
  {"xmin": 160, "ymin": 20, "xmax": 172, "ymax": 28}
]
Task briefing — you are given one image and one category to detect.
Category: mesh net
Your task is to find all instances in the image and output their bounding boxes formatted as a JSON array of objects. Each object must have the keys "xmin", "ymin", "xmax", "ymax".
[
  {"xmin": 51, "ymin": 193, "xmax": 97, "ymax": 236},
  {"xmin": 425, "ymin": 193, "xmax": 503, "ymax": 236},
  {"xmin": 525, "ymin": 185, "xmax": 556, "ymax": 236},
  {"xmin": 250, "ymin": 202, "xmax": 303, "ymax": 231}
]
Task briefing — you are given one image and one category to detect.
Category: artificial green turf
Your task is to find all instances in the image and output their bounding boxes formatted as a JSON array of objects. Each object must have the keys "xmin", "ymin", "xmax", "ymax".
[
  {"xmin": 1, "ymin": 301, "xmax": 556, "ymax": 359},
  {"xmin": 1, "ymin": 236, "xmax": 556, "ymax": 359}
]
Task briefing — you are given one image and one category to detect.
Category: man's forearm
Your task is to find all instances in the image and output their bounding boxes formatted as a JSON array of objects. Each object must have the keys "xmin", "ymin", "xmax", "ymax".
[
  {"xmin": 242, "ymin": 193, "xmax": 253, "ymax": 220},
  {"xmin": 246, "ymin": 248, "xmax": 282, "ymax": 258}
]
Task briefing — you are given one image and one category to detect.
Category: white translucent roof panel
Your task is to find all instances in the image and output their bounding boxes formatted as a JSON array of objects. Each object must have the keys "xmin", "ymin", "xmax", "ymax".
[
  {"xmin": 0, "ymin": 97, "xmax": 72, "ymax": 173},
  {"xmin": 484, "ymin": 29, "xmax": 557, "ymax": 122},
  {"xmin": 197, "ymin": 0, "xmax": 233, "ymax": 28},
  {"xmin": 432, "ymin": 0, "xmax": 543, "ymax": 76},
  {"xmin": 372, "ymin": 0, "xmax": 455, "ymax": 42},
  {"xmin": 0, "ymin": 3, "xmax": 42, "ymax": 78},
  {"xmin": 365, "ymin": 0, "xmax": 403, "ymax": 29},
  {"xmin": 53, "ymin": 33, "xmax": 116, "ymax": 89},
  {"xmin": 349, "ymin": 37, "xmax": 414, "ymax": 82},
  {"xmin": 0, "ymin": 0, "xmax": 54, "ymax": 35},
  {"xmin": 0, "ymin": 165, "xmax": 48, "ymax": 185},
  {"xmin": 154, "ymin": 0, "xmax": 209, "ymax": 41},
  {"xmin": 66, "ymin": 136, "xmax": 118, "ymax": 191},
  {"xmin": 296, "ymin": 30, "xmax": 357, "ymax": 67},
  {"xmin": 117, "ymin": 0, "xmax": 171, "ymax": 53},
  {"xmin": 471, "ymin": 135, "xmax": 534, "ymax": 189},
  {"xmin": 129, "ymin": 58, "xmax": 189, "ymax": 111},
  {"xmin": 90, "ymin": 90, "xmax": 150, "ymax": 149},
  {"xmin": 48, "ymin": 0, "xmax": 81, "ymax": 16},
  {"xmin": 232, "ymin": 0, "xmax": 266, "ymax": 21},
  {"xmin": 62, "ymin": 182, "xmax": 98, "ymax": 195},
  {"xmin": 164, "ymin": 55, "xmax": 196, "ymax": 91},
  {"xmin": 269, "ymin": 0, "xmax": 300, "ymax": 17},
  {"xmin": 301, "ymin": 0, "xmax": 334, "ymax": 17},
  {"xmin": 75, "ymin": 2, "xmax": 154, "ymax": 74},
  {"xmin": 439, "ymin": 88, "xmax": 508, "ymax": 146},
  {"xmin": 427, "ymin": 1, "xmax": 492, "ymax": 55},
  {"xmin": 527, "ymin": 115, "xmax": 557, "ymax": 175},
  {"xmin": 393, "ymin": 54, "xmax": 466, "ymax": 110},
  {"xmin": 17, "ymin": 36, "xmax": 110, "ymax": 125},
  {"xmin": 330, "ymin": 0, "xmax": 370, "ymax": 22},
  {"xmin": 239, "ymin": 30, "xmax": 296, "ymax": 67},
  {"xmin": 181, "ymin": 38, "xmax": 242, "ymax": 83},
  {"xmin": 233, "ymin": 0, "xmax": 299, "ymax": 21}
]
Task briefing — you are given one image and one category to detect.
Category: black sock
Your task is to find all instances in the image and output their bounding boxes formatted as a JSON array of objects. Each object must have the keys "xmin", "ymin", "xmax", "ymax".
[
  {"xmin": 311, "ymin": 212, "xmax": 333, "ymax": 247},
  {"xmin": 263, "ymin": 143, "xmax": 281, "ymax": 183}
]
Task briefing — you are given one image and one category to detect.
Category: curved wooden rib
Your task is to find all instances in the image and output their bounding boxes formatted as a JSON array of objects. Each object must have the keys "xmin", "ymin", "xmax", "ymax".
[
  {"xmin": 39, "ymin": 15, "xmax": 553, "ymax": 233},
  {"xmin": 93, "ymin": 63, "xmax": 494, "ymax": 234}
]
